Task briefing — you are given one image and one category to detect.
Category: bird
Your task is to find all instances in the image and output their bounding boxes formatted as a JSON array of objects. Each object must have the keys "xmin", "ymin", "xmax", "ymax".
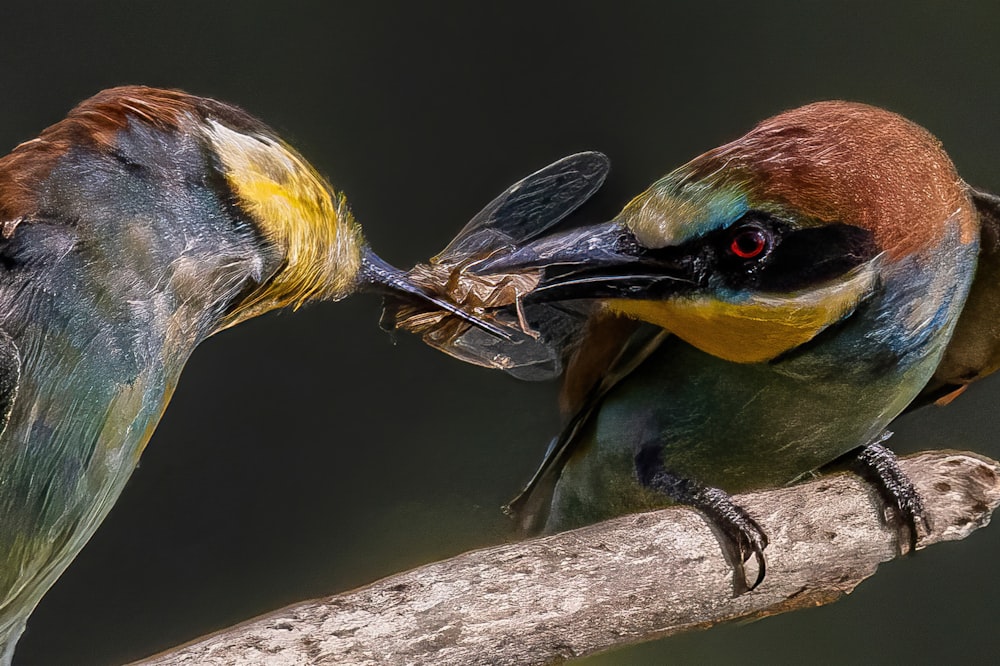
[
  {"xmin": 392, "ymin": 101, "xmax": 1000, "ymax": 592},
  {"xmin": 0, "ymin": 85, "xmax": 603, "ymax": 662}
]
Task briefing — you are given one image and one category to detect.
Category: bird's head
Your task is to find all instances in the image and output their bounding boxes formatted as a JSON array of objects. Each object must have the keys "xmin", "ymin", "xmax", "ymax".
[
  {"xmin": 0, "ymin": 86, "xmax": 499, "ymax": 337},
  {"xmin": 474, "ymin": 102, "xmax": 979, "ymax": 363}
]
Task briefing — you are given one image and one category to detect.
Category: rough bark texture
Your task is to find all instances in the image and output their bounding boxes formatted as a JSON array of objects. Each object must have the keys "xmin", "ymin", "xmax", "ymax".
[{"xmin": 137, "ymin": 450, "xmax": 1000, "ymax": 666}]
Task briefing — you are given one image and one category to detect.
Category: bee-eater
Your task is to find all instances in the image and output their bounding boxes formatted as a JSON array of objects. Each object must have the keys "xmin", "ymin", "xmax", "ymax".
[
  {"xmin": 0, "ymin": 85, "xmax": 594, "ymax": 662},
  {"xmin": 395, "ymin": 102, "xmax": 999, "ymax": 591}
]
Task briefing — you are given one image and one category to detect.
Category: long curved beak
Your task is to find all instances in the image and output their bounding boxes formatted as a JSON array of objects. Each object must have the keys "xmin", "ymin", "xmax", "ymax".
[
  {"xmin": 469, "ymin": 220, "xmax": 698, "ymax": 302},
  {"xmin": 360, "ymin": 248, "xmax": 514, "ymax": 340}
]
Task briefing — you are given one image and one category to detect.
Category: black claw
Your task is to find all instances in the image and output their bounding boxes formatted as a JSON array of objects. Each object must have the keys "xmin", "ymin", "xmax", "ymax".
[
  {"xmin": 693, "ymin": 486, "xmax": 769, "ymax": 593},
  {"xmin": 636, "ymin": 445, "xmax": 769, "ymax": 594},
  {"xmin": 850, "ymin": 431, "xmax": 929, "ymax": 554}
]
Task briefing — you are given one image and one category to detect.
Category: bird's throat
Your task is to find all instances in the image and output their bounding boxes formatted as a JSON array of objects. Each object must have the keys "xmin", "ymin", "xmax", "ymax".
[
  {"xmin": 206, "ymin": 121, "xmax": 364, "ymax": 326},
  {"xmin": 607, "ymin": 263, "xmax": 878, "ymax": 363}
]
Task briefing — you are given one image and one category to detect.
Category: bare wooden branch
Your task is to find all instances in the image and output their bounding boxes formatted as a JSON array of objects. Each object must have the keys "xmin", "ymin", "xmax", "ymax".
[{"xmin": 137, "ymin": 451, "xmax": 1000, "ymax": 666}]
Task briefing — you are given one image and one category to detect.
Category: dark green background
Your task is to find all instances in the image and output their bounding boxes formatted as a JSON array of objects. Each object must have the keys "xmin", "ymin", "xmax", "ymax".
[{"xmin": 1, "ymin": 1, "xmax": 998, "ymax": 664}]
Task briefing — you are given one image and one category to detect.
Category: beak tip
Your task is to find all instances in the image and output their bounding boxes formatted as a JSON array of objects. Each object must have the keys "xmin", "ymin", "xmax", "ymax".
[{"xmin": 361, "ymin": 248, "xmax": 517, "ymax": 341}]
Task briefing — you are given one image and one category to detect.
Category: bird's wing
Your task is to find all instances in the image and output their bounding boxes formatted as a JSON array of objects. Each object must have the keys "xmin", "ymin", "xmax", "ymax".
[
  {"xmin": 0, "ymin": 329, "xmax": 20, "ymax": 441},
  {"xmin": 912, "ymin": 187, "xmax": 1000, "ymax": 408},
  {"xmin": 505, "ymin": 318, "xmax": 668, "ymax": 532}
]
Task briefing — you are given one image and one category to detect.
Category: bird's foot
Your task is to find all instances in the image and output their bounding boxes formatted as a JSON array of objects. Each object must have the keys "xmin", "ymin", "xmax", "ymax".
[
  {"xmin": 850, "ymin": 431, "xmax": 929, "ymax": 554},
  {"xmin": 636, "ymin": 446, "xmax": 768, "ymax": 595},
  {"xmin": 688, "ymin": 485, "xmax": 769, "ymax": 594}
]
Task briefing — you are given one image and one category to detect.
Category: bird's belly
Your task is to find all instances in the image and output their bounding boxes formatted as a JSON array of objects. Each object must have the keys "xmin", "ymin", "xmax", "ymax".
[{"xmin": 546, "ymin": 335, "xmax": 933, "ymax": 531}]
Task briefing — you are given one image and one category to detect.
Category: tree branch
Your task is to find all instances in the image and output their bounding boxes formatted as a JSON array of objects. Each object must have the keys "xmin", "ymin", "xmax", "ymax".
[{"xmin": 136, "ymin": 450, "xmax": 1000, "ymax": 665}]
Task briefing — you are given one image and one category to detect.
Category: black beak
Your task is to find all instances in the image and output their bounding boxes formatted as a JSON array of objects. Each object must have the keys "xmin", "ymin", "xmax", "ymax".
[
  {"xmin": 469, "ymin": 221, "xmax": 698, "ymax": 302},
  {"xmin": 359, "ymin": 248, "xmax": 514, "ymax": 340}
]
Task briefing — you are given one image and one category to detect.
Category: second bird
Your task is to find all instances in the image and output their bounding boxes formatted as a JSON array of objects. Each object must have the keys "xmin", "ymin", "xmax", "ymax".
[
  {"xmin": 0, "ymin": 86, "xmax": 607, "ymax": 662},
  {"xmin": 396, "ymin": 101, "xmax": 1000, "ymax": 591}
]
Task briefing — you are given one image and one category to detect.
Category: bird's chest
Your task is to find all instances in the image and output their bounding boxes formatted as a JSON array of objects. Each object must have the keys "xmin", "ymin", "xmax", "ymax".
[
  {"xmin": 598, "ymin": 338, "xmax": 922, "ymax": 489},
  {"xmin": 0, "ymin": 266, "xmax": 188, "ymax": 544},
  {"xmin": 551, "ymin": 311, "xmax": 942, "ymax": 530}
]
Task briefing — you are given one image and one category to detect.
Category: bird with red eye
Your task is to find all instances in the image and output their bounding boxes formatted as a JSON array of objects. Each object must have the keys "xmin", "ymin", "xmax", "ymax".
[{"xmin": 458, "ymin": 102, "xmax": 976, "ymax": 594}]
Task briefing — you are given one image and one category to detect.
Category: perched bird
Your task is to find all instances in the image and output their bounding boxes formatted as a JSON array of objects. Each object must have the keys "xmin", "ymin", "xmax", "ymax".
[
  {"xmin": 0, "ymin": 86, "xmax": 578, "ymax": 661},
  {"xmin": 394, "ymin": 102, "xmax": 1000, "ymax": 591}
]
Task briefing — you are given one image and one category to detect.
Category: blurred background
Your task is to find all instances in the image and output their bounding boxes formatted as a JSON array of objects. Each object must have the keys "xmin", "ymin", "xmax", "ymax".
[{"xmin": 1, "ymin": 1, "xmax": 999, "ymax": 663}]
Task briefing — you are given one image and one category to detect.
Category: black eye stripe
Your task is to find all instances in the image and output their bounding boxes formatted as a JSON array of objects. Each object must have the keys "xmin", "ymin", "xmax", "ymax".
[
  {"xmin": 752, "ymin": 222, "xmax": 877, "ymax": 291},
  {"xmin": 675, "ymin": 211, "xmax": 876, "ymax": 292},
  {"xmin": 616, "ymin": 211, "xmax": 876, "ymax": 295}
]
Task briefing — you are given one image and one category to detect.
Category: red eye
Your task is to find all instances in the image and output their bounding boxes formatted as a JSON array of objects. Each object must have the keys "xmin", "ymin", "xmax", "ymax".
[{"xmin": 729, "ymin": 228, "xmax": 768, "ymax": 259}]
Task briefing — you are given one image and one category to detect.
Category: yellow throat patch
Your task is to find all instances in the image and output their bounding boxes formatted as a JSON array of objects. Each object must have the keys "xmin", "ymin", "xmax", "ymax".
[
  {"xmin": 206, "ymin": 121, "xmax": 364, "ymax": 326},
  {"xmin": 608, "ymin": 262, "xmax": 879, "ymax": 363}
]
